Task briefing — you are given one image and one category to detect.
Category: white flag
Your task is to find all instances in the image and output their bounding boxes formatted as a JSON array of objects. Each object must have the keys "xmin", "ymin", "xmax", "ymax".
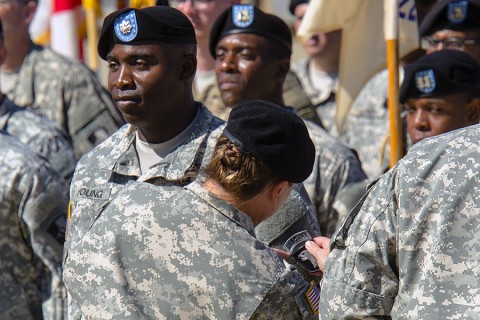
[{"xmin": 298, "ymin": 0, "xmax": 419, "ymax": 133}]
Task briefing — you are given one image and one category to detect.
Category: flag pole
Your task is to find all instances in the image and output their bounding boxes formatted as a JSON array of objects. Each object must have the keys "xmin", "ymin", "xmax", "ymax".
[
  {"xmin": 83, "ymin": 0, "xmax": 99, "ymax": 71},
  {"xmin": 384, "ymin": 0, "xmax": 404, "ymax": 167}
]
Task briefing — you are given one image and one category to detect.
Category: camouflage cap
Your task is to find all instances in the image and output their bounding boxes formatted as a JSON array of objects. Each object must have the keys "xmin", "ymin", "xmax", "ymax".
[
  {"xmin": 400, "ymin": 49, "xmax": 480, "ymax": 103},
  {"xmin": 97, "ymin": 6, "xmax": 196, "ymax": 60},
  {"xmin": 224, "ymin": 100, "xmax": 315, "ymax": 183},
  {"xmin": 420, "ymin": 0, "xmax": 480, "ymax": 36},
  {"xmin": 209, "ymin": 4, "xmax": 292, "ymax": 58}
]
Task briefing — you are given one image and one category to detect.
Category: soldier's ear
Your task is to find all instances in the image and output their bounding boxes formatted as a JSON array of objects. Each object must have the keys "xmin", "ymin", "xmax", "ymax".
[
  {"xmin": 180, "ymin": 53, "xmax": 197, "ymax": 81},
  {"xmin": 23, "ymin": 0, "xmax": 38, "ymax": 25},
  {"xmin": 466, "ymin": 97, "xmax": 480, "ymax": 123}
]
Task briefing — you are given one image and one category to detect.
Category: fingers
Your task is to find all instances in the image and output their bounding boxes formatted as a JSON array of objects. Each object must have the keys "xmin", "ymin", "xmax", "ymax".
[{"xmin": 305, "ymin": 237, "xmax": 331, "ymax": 272}]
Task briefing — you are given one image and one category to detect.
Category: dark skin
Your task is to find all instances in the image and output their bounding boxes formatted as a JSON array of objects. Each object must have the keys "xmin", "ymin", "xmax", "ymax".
[
  {"xmin": 107, "ymin": 43, "xmax": 197, "ymax": 143},
  {"xmin": 214, "ymin": 33, "xmax": 290, "ymax": 107},
  {"xmin": 404, "ymin": 92, "xmax": 480, "ymax": 144}
]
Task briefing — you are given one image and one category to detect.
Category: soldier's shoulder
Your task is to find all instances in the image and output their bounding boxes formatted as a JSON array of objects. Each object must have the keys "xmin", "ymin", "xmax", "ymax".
[
  {"xmin": 304, "ymin": 120, "xmax": 359, "ymax": 160},
  {"xmin": 77, "ymin": 125, "xmax": 130, "ymax": 164},
  {"xmin": 28, "ymin": 45, "xmax": 99, "ymax": 81}
]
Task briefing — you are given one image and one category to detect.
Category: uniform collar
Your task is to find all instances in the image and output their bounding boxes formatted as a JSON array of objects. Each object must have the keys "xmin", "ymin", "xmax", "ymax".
[{"xmin": 186, "ymin": 180, "xmax": 256, "ymax": 236}]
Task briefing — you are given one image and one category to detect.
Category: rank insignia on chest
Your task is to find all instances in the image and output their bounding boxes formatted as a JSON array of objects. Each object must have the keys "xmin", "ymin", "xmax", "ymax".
[
  {"xmin": 448, "ymin": 0, "xmax": 468, "ymax": 24},
  {"xmin": 233, "ymin": 5, "xmax": 254, "ymax": 28},
  {"xmin": 415, "ymin": 69, "xmax": 436, "ymax": 94},
  {"xmin": 114, "ymin": 10, "xmax": 138, "ymax": 42}
]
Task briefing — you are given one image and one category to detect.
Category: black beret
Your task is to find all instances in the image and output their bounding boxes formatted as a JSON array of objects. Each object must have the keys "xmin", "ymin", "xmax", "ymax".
[
  {"xmin": 289, "ymin": 0, "xmax": 309, "ymax": 14},
  {"xmin": 399, "ymin": 49, "xmax": 480, "ymax": 103},
  {"xmin": 223, "ymin": 100, "xmax": 315, "ymax": 183},
  {"xmin": 97, "ymin": 6, "xmax": 196, "ymax": 60},
  {"xmin": 209, "ymin": 5, "xmax": 292, "ymax": 58},
  {"xmin": 420, "ymin": 0, "xmax": 480, "ymax": 36}
]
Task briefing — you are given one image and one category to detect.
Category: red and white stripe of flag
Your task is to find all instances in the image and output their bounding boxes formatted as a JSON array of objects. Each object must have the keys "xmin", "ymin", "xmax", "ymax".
[{"xmin": 51, "ymin": 0, "xmax": 82, "ymax": 59}]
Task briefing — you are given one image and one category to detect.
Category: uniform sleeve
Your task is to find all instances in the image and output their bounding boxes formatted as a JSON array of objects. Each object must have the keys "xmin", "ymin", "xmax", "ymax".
[
  {"xmin": 62, "ymin": 65, "xmax": 124, "ymax": 158},
  {"xmin": 19, "ymin": 164, "xmax": 69, "ymax": 320},
  {"xmin": 251, "ymin": 268, "xmax": 319, "ymax": 320},
  {"xmin": 319, "ymin": 170, "xmax": 399, "ymax": 319},
  {"xmin": 317, "ymin": 151, "xmax": 368, "ymax": 237}
]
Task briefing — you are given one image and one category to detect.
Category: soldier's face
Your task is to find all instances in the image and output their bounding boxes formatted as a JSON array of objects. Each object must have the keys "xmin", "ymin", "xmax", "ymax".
[
  {"xmin": 404, "ymin": 93, "xmax": 479, "ymax": 144},
  {"xmin": 172, "ymin": 0, "xmax": 234, "ymax": 44},
  {"xmin": 107, "ymin": 44, "xmax": 184, "ymax": 129},
  {"xmin": 427, "ymin": 29, "xmax": 480, "ymax": 65},
  {"xmin": 214, "ymin": 34, "xmax": 283, "ymax": 107}
]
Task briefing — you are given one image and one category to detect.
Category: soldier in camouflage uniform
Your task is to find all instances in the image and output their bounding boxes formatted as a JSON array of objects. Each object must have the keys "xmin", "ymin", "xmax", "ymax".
[
  {"xmin": 0, "ymin": 0, "xmax": 124, "ymax": 158},
  {"xmin": 0, "ymin": 20, "xmax": 76, "ymax": 183},
  {"xmin": 318, "ymin": 124, "xmax": 480, "ymax": 318},
  {"xmin": 0, "ymin": 95, "xmax": 77, "ymax": 183},
  {"xmin": 64, "ymin": 100, "xmax": 324, "ymax": 319},
  {"xmin": 65, "ymin": 6, "xmax": 323, "ymax": 317},
  {"xmin": 0, "ymin": 133, "xmax": 68, "ymax": 320},
  {"xmin": 342, "ymin": 0, "xmax": 480, "ymax": 179},
  {"xmin": 401, "ymin": 49, "xmax": 480, "ymax": 144},
  {"xmin": 210, "ymin": 4, "xmax": 367, "ymax": 238},
  {"xmin": 172, "ymin": 0, "xmax": 323, "ymax": 127},
  {"xmin": 289, "ymin": 0, "xmax": 340, "ymax": 134}
]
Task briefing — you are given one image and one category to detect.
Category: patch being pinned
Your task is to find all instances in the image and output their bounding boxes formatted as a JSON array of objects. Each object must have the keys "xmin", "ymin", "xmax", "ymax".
[
  {"xmin": 114, "ymin": 10, "xmax": 138, "ymax": 42},
  {"xmin": 415, "ymin": 69, "xmax": 436, "ymax": 94},
  {"xmin": 448, "ymin": 0, "xmax": 468, "ymax": 24},
  {"xmin": 233, "ymin": 4, "xmax": 254, "ymax": 28}
]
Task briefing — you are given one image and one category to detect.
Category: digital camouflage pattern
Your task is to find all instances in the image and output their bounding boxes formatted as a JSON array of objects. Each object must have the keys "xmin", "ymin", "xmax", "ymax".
[
  {"xmin": 292, "ymin": 58, "xmax": 337, "ymax": 135},
  {"xmin": 295, "ymin": 120, "xmax": 366, "ymax": 238},
  {"xmin": 65, "ymin": 104, "xmax": 322, "ymax": 316},
  {"xmin": 4, "ymin": 44, "xmax": 124, "ymax": 158},
  {"xmin": 0, "ymin": 96, "xmax": 77, "ymax": 182},
  {"xmin": 0, "ymin": 133, "xmax": 68, "ymax": 320},
  {"xmin": 320, "ymin": 125, "xmax": 480, "ymax": 319},
  {"xmin": 341, "ymin": 68, "xmax": 392, "ymax": 179},
  {"xmin": 64, "ymin": 180, "xmax": 319, "ymax": 320}
]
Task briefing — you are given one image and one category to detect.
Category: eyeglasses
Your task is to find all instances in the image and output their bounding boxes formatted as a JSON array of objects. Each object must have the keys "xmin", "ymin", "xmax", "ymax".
[
  {"xmin": 169, "ymin": 0, "xmax": 214, "ymax": 10},
  {"xmin": 421, "ymin": 36, "xmax": 480, "ymax": 51}
]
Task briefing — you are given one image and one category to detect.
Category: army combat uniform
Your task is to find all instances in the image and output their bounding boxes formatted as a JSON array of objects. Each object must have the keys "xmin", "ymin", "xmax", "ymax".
[
  {"xmin": 320, "ymin": 125, "xmax": 480, "ymax": 318},
  {"xmin": 0, "ymin": 134, "xmax": 68, "ymax": 320},
  {"xmin": 64, "ymin": 180, "xmax": 320, "ymax": 320},
  {"xmin": 340, "ymin": 68, "xmax": 393, "ymax": 179},
  {"xmin": 4, "ymin": 44, "xmax": 124, "ymax": 158},
  {"xmin": 0, "ymin": 96, "xmax": 77, "ymax": 182},
  {"xmin": 65, "ymin": 103, "xmax": 322, "ymax": 314},
  {"xmin": 291, "ymin": 57, "xmax": 337, "ymax": 135}
]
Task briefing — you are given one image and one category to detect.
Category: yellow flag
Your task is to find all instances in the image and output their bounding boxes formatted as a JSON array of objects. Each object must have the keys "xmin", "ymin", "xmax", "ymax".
[
  {"xmin": 298, "ymin": 0, "xmax": 419, "ymax": 133},
  {"xmin": 129, "ymin": 0, "xmax": 156, "ymax": 8}
]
